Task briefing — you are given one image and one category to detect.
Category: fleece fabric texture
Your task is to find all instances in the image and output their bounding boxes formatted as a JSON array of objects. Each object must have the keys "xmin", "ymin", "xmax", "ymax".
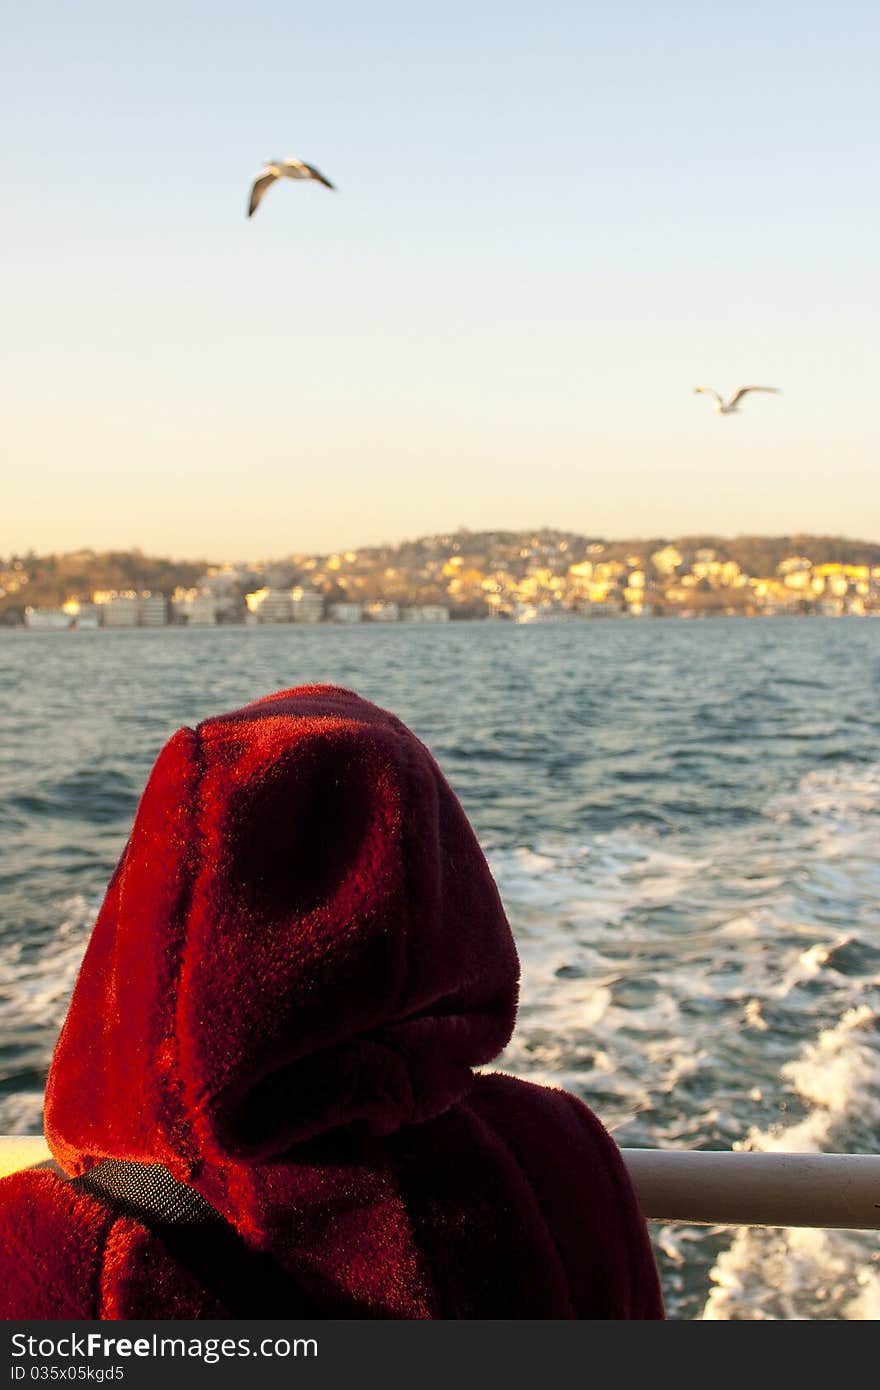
[{"xmin": 0, "ymin": 684, "xmax": 664, "ymax": 1319}]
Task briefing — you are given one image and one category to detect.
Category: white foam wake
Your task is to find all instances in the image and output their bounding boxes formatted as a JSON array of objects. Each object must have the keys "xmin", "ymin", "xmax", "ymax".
[{"xmin": 701, "ymin": 1006, "xmax": 880, "ymax": 1320}]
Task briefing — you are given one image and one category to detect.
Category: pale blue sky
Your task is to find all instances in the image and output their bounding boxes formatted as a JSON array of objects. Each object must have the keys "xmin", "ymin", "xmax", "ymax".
[{"xmin": 2, "ymin": 1, "xmax": 878, "ymax": 561}]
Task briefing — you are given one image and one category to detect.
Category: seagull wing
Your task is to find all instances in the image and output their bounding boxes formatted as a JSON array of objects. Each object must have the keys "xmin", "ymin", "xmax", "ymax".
[
  {"xmin": 300, "ymin": 161, "xmax": 336, "ymax": 190},
  {"xmin": 693, "ymin": 386, "xmax": 723, "ymax": 404},
  {"xmin": 247, "ymin": 169, "xmax": 279, "ymax": 218},
  {"xmin": 727, "ymin": 386, "xmax": 781, "ymax": 407}
]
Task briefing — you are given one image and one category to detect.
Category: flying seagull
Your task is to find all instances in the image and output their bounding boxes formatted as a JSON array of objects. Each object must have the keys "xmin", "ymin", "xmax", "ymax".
[
  {"xmin": 693, "ymin": 385, "xmax": 781, "ymax": 415},
  {"xmin": 247, "ymin": 158, "xmax": 336, "ymax": 218}
]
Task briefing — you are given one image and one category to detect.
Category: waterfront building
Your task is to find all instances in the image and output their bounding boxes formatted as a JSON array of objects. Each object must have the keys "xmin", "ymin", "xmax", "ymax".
[
  {"xmin": 365, "ymin": 602, "xmax": 400, "ymax": 622},
  {"xmin": 400, "ymin": 605, "xmax": 450, "ymax": 623},
  {"xmin": 249, "ymin": 589, "xmax": 293, "ymax": 623},
  {"xmin": 97, "ymin": 592, "xmax": 168, "ymax": 627},
  {"xmin": 101, "ymin": 596, "xmax": 140, "ymax": 627},
  {"xmin": 139, "ymin": 594, "xmax": 168, "ymax": 627},
  {"xmin": 291, "ymin": 588, "xmax": 324, "ymax": 624},
  {"xmin": 327, "ymin": 602, "xmax": 363, "ymax": 624},
  {"xmin": 71, "ymin": 603, "xmax": 100, "ymax": 630},
  {"xmin": 58, "ymin": 599, "xmax": 101, "ymax": 629},
  {"xmin": 175, "ymin": 592, "xmax": 219, "ymax": 626},
  {"xmin": 24, "ymin": 607, "xmax": 72, "ymax": 630}
]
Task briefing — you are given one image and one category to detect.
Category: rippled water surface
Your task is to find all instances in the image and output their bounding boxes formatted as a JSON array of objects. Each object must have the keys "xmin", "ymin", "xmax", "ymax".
[{"xmin": 2, "ymin": 618, "xmax": 880, "ymax": 1319}]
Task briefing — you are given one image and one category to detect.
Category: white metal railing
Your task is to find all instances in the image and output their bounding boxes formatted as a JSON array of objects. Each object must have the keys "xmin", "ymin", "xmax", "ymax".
[
  {"xmin": 2, "ymin": 1138, "xmax": 879, "ymax": 1231},
  {"xmin": 620, "ymin": 1148, "xmax": 880, "ymax": 1231}
]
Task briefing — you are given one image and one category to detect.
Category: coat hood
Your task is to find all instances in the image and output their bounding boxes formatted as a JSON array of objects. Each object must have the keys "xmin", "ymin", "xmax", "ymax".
[{"xmin": 45, "ymin": 685, "xmax": 519, "ymax": 1177}]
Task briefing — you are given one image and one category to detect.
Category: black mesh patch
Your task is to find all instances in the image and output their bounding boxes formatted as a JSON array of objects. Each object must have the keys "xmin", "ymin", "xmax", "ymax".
[{"xmin": 71, "ymin": 1159, "xmax": 222, "ymax": 1228}]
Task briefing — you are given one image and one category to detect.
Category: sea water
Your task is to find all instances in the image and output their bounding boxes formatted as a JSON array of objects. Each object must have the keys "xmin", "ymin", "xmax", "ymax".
[{"xmin": 1, "ymin": 617, "xmax": 879, "ymax": 1319}]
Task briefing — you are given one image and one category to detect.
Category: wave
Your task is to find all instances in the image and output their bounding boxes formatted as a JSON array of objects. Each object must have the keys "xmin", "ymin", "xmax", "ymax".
[
  {"xmin": 701, "ymin": 1006, "xmax": 880, "ymax": 1321},
  {"xmin": 0, "ymin": 894, "xmax": 96, "ymax": 1135},
  {"xmin": 486, "ymin": 759, "xmax": 880, "ymax": 1318}
]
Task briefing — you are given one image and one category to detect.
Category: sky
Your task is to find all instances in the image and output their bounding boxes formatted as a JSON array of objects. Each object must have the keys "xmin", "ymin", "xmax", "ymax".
[{"xmin": 2, "ymin": 1, "xmax": 878, "ymax": 562}]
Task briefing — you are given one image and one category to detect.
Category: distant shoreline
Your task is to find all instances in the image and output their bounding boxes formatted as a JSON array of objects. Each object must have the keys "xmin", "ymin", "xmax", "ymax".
[{"xmin": 5, "ymin": 611, "xmax": 879, "ymax": 635}]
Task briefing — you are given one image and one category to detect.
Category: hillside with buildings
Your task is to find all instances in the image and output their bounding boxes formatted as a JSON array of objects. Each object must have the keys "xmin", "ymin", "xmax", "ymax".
[{"xmin": 3, "ymin": 531, "xmax": 880, "ymax": 628}]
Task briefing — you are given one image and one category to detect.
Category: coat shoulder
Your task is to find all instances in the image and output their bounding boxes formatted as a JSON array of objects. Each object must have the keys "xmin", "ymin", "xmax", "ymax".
[{"xmin": 466, "ymin": 1072, "xmax": 665, "ymax": 1318}]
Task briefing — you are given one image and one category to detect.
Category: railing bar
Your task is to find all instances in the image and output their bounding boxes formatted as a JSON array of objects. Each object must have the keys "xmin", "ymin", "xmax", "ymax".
[{"xmin": 621, "ymin": 1148, "xmax": 880, "ymax": 1231}]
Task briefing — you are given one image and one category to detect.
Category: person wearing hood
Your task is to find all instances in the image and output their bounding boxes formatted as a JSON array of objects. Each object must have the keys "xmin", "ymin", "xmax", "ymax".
[{"xmin": 0, "ymin": 685, "xmax": 664, "ymax": 1319}]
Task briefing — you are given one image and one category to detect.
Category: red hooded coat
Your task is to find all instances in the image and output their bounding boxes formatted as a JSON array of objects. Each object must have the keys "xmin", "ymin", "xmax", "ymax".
[{"xmin": 0, "ymin": 685, "xmax": 663, "ymax": 1318}]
